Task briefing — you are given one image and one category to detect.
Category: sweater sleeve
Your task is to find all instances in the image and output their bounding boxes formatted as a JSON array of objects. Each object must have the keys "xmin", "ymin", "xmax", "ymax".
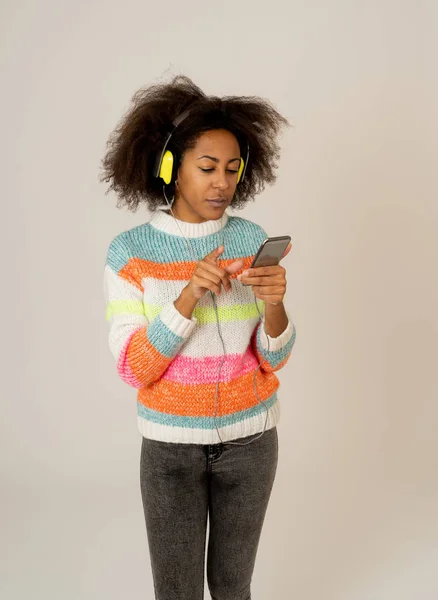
[
  {"xmin": 249, "ymin": 224, "xmax": 296, "ymax": 373},
  {"xmin": 250, "ymin": 312, "xmax": 296, "ymax": 374},
  {"xmin": 104, "ymin": 242, "xmax": 197, "ymax": 389}
]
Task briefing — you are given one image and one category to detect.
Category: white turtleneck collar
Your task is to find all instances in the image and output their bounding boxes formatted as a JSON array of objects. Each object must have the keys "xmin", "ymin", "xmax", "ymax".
[{"xmin": 149, "ymin": 207, "xmax": 229, "ymax": 239}]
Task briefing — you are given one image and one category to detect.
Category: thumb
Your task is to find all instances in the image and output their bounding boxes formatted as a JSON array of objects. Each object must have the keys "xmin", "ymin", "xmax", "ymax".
[
  {"xmin": 224, "ymin": 258, "xmax": 245, "ymax": 274},
  {"xmin": 282, "ymin": 242, "xmax": 292, "ymax": 259}
]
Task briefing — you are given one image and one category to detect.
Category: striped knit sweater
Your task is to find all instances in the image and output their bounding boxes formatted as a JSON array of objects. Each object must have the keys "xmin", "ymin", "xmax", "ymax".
[{"xmin": 104, "ymin": 208, "xmax": 296, "ymax": 444}]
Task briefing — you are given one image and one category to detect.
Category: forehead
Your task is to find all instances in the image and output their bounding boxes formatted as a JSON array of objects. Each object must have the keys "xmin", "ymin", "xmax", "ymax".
[{"xmin": 191, "ymin": 129, "xmax": 240, "ymax": 155}]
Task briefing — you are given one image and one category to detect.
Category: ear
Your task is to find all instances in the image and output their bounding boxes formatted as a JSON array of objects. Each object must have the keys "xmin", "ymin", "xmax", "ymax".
[{"xmin": 175, "ymin": 164, "xmax": 182, "ymax": 186}]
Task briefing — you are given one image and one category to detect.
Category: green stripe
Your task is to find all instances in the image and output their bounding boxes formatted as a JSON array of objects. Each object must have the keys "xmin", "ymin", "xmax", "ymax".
[
  {"xmin": 106, "ymin": 300, "xmax": 145, "ymax": 320},
  {"xmin": 144, "ymin": 301, "xmax": 265, "ymax": 324},
  {"xmin": 106, "ymin": 299, "xmax": 265, "ymax": 323}
]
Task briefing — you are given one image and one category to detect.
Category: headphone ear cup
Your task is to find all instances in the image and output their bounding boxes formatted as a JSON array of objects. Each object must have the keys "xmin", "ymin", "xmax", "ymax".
[
  {"xmin": 159, "ymin": 150, "xmax": 174, "ymax": 185},
  {"xmin": 237, "ymin": 158, "xmax": 245, "ymax": 184}
]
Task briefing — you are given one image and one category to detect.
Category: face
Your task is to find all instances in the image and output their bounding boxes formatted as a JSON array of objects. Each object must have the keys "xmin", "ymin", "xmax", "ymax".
[{"xmin": 172, "ymin": 129, "xmax": 242, "ymax": 223}]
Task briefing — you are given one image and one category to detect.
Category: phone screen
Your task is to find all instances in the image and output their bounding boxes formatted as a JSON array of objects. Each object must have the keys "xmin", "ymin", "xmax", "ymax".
[{"xmin": 250, "ymin": 236, "xmax": 291, "ymax": 268}]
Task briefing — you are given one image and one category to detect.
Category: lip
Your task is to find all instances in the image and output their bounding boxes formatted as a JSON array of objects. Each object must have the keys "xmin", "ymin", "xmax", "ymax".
[{"xmin": 206, "ymin": 199, "xmax": 227, "ymax": 209}]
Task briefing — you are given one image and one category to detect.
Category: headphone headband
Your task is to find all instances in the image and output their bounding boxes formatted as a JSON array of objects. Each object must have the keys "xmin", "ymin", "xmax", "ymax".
[{"xmin": 171, "ymin": 109, "xmax": 191, "ymax": 128}]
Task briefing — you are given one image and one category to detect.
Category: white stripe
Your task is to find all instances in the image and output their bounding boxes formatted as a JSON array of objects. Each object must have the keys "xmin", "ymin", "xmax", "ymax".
[
  {"xmin": 137, "ymin": 398, "xmax": 281, "ymax": 444},
  {"xmin": 176, "ymin": 318, "xmax": 260, "ymax": 357},
  {"xmin": 104, "ymin": 266, "xmax": 147, "ymax": 360},
  {"xmin": 108, "ymin": 318, "xmax": 146, "ymax": 361},
  {"xmin": 142, "ymin": 276, "xmax": 259, "ymax": 307},
  {"xmin": 259, "ymin": 317, "xmax": 295, "ymax": 351},
  {"xmin": 105, "ymin": 269, "xmax": 293, "ymax": 360},
  {"xmin": 104, "ymin": 265, "xmax": 142, "ymax": 302},
  {"xmin": 140, "ymin": 275, "xmax": 265, "ymax": 358},
  {"xmin": 159, "ymin": 302, "xmax": 198, "ymax": 339},
  {"xmin": 149, "ymin": 208, "xmax": 229, "ymax": 238}
]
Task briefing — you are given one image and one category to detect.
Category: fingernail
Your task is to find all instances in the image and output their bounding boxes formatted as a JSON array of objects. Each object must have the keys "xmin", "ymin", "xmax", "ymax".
[
  {"xmin": 242, "ymin": 270, "xmax": 249, "ymax": 277},
  {"xmin": 237, "ymin": 274, "xmax": 242, "ymax": 281}
]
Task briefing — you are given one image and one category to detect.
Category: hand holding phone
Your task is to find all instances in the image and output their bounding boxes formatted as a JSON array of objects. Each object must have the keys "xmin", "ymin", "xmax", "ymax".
[{"xmin": 241, "ymin": 236, "xmax": 292, "ymax": 286}]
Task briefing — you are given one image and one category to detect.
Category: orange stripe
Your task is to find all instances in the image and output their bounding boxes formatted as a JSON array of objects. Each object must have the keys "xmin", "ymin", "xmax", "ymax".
[
  {"xmin": 137, "ymin": 368, "xmax": 279, "ymax": 416},
  {"xmin": 127, "ymin": 328, "xmax": 172, "ymax": 386},
  {"xmin": 119, "ymin": 256, "xmax": 255, "ymax": 289}
]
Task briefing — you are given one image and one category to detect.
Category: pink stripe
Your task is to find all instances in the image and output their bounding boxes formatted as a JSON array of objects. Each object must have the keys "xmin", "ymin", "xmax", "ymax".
[
  {"xmin": 117, "ymin": 329, "xmax": 143, "ymax": 388},
  {"xmin": 162, "ymin": 347, "xmax": 260, "ymax": 384}
]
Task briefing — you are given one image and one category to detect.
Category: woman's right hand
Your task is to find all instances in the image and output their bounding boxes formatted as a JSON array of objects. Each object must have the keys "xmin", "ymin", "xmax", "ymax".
[{"xmin": 185, "ymin": 246, "xmax": 245, "ymax": 300}]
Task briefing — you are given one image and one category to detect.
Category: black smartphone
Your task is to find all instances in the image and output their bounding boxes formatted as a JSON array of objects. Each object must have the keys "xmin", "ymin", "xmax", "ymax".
[{"xmin": 242, "ymin": 236, "xmax": 292, "ymax": 285}]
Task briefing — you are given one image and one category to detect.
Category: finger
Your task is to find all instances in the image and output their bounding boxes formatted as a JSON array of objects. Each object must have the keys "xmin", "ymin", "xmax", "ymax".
[
  {"xmin": 194, "ymin": 273, "xmax": 222, "ymax": 295},
  {"xmin": 237, "ymin": 266, "xmax": 284, "ymax": 283},
  {"xmin": 241, "ymin": 276, "xmax": 285, "ymax": 286},
  {"xmin": 199, "ymin": 262, "xmax": 231, "ymax": 291},
  {"xmin": 196, "ymin": 266, "xmax": 223, "ymax": 289},
  {"xmin": 204, "ymin": 245, "xmax": 225, "ymax": 265},
  {"xmin": 249, "ymin": 265, "xmax": 285, "ymax": 277},
  {"xmin": 198, "ymin": 264, "xmax": 233, "ymax": 293},
  {"xmin": 224, "ymin": 258, "xmax": 245, "ymax": 274}
]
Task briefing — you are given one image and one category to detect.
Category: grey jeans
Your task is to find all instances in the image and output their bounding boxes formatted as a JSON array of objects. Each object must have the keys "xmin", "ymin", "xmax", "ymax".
[{"xmin": 139, "ymin": 426, "xmax": 278, "ymax": 600}]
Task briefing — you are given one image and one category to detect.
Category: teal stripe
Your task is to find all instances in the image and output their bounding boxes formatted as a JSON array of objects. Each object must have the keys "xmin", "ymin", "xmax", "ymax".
[
  {"xmin": 105, "ymin": 216, "xmax": 267, "ymax": 272},
  {"xmin": 147, "ymin": 316, "xmax": 185, "ymax": 357},
  {"xmin": 257, "ymin": 323, "xmax": 296, "ymax": 367},
  {"xmin": 137, "ymin": 392, "xmax": 278, "ymax": 429}
]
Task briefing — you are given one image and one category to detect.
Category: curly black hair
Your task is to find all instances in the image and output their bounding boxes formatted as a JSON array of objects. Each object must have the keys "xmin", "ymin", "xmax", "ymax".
[{"xmin": 100, "ymin": 75, "xmax": 289, "ymax": 212}]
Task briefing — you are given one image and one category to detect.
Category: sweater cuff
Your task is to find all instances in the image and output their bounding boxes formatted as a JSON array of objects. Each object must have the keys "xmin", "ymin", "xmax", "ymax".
[
  {"xmin": 259, "ymin": 317, "xmax": 295, "ymax": 352},
  {"xmin": 160, "ymin": 301, "xmax": 198, "ymax": 339}
]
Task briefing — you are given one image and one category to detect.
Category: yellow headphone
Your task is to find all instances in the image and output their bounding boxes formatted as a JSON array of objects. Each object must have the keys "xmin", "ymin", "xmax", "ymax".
[{"xmin": 153, "ymin": 109, "xmax": 249, "ymax": 186}]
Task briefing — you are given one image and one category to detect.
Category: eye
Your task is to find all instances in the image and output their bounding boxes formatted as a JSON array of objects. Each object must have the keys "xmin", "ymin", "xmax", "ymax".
[{"xmin": 199, "ymin": 168, "xmax": 239, "ymax": 173}]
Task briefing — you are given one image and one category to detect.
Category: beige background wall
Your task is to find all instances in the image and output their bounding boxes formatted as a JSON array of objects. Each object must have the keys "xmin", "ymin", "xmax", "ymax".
[{"xmin": 2, "ymin": 1, "xmax": 437, "ymax": 598}]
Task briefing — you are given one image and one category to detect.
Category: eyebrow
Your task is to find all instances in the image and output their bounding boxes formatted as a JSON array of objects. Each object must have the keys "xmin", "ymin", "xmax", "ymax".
[{"xmin": 197, "ymin": 155, "xmax": 241, "ymax": 164}]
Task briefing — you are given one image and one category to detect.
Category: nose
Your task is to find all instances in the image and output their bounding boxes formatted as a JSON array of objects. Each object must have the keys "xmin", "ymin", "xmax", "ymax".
[{"xmin": 213, "ymin": 169, "xmax": 229, "ymax": 191}]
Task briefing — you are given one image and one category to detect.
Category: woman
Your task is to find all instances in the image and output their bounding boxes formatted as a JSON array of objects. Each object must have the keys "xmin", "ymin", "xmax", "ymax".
[{"xmin": 101, "ymin": 75, "xmax": 296, "ymax": 600}]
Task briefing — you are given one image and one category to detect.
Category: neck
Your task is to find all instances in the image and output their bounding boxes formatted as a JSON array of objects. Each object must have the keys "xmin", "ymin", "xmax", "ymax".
[{"xmin": 170, "ymin": 197, "xmax": 209, "ymax": 224}]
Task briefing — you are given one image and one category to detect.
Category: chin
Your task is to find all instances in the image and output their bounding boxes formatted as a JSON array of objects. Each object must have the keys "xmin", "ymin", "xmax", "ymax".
[{"xmin": 203, "ymin": 204, "xmax": 228, "ymax": 219}]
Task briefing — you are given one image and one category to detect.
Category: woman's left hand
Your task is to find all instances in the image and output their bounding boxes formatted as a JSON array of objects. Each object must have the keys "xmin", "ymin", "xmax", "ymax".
[{"xmin": 237, "ymin": 242, "xmax": 292, "ymax": 305}]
